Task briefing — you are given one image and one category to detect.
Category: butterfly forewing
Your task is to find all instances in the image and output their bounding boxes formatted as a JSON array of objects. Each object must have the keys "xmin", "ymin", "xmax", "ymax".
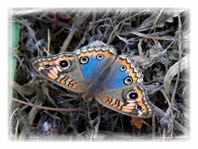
[
  {"xmin": 102, "ymin": 54, "xmax": 144, "ymax": 90},
  {"xmin": 74, "ymin": 45, "xmax": 117, "ymax": 82},
  {"xmin": 32, "ymin": 52, "xmax": 86, "ymax": 93}
]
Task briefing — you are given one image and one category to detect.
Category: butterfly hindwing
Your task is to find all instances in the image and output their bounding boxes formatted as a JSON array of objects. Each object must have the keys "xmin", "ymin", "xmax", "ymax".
[
  {"xmin": 32, "ymin": 52, "xmax": 86, "ymax": 93},
  {"xmin": 96, "ymin": 83, "xmax": 153, "ymax": 118},
  {"xmin": 95, "ymin": 54, "xmax": 152, "ymax": 118}
]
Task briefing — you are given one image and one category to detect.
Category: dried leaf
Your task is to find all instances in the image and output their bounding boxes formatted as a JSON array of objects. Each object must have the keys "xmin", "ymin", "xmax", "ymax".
[
  {"xmin": 139, "ymin": 10, "xmax": 183, "ymax": 31},
  {"xmin": 130, "ymin": 117, "xmax": 143, "ymax": 129},
  {"xmin": 164, "ymin": 55, "xmax": 188, "ymax": 95}
]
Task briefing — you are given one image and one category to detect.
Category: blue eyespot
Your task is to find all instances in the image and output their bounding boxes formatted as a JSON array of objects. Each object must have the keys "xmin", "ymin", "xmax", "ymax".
[
  {"xmin": 59, "ymin": 60, "xmax": 71, "ymax": 70},
  {"xmin": 120, "ymin": 65, "xmax": 127, "ymax": 71},
  {"xmin": 60, "ymin": 60, "xmax": 68, "ymax": 68},
  {"xmin": 80, "ymin": 56, "xmax": 89, "ymax": 64},
  {"xmin": 129, "ymin": 92, "xmax": 138, "ymax": 99},
  {"xmin": 124, "ymin": 76, "xmax": 133, "ymax": 85},
  {"xmin": 127, "ymin": 91, "xmax": 138, "ymax": 100},
  {"xmin": 96, "ymin": 54, "xmax": 104, "ymax": 60}
]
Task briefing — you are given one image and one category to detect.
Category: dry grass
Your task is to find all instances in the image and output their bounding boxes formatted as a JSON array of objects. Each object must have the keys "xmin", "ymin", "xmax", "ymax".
[{"xmin": 9, "ymin": 9, "xmax": 189, "ymax": 140}]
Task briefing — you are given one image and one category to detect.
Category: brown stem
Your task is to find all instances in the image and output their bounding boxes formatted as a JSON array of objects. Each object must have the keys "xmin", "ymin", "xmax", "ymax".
[{"xmin": 11, "ymin": 97, "xmax": 83, "ymax": 112}]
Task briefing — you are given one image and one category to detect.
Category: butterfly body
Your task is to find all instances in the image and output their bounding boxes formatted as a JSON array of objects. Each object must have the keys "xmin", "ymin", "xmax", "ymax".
[{"xmin": 32, "ymin": 41, "xmax": 153, "ymax": 118}]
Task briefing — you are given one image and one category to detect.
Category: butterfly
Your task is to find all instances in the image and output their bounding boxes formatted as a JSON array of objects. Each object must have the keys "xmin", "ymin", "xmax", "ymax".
[{"xmin": 32, "ymin": 41, "xmax": 153, "ymax": 118}]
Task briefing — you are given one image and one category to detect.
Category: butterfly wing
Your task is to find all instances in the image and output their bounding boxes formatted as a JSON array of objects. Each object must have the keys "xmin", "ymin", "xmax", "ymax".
[
  {"xmin": 96, "ymin": 83, "xmax": 153, "ymax": 118},
  {"xmin": 32, "ymin": 52, "xmax": 86, "ymax": 93},
  {"xmin": 32, "ymin": 42, "xmax": 117, "ymax": 94},
  {"xmin": 103, "ymin": 55, "xmax": 144, "ymax": 90},
  {"xmin": 95, "ymin": 55, "xmax": 153, "ymax": 118},
  {"xmin": 74, "ymin": 44, "xmax": 117, "ymax": 82}
]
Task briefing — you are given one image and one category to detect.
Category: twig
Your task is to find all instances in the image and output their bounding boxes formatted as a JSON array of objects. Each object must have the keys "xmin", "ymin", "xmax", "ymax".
[
  {"xmin": 162, "ymin": 13, "xmax": 184, "ymax": 137},
  {"xmin": 11, "ymin": 97, "xmax": 83, "ymax": 112},
  {"xmin": 151, "ymin": 9, "xmax": 164, "ymax": 31},
  {"xmin": 42, "ymin": 82, "xmax": 58, "ymax": 108},
  {"xmin": 142, "ymin": 40, "xmax": 175, "ymax": 70},
  {"xmin": 130, "ymin": 31, "xmax": 175, "ymax": 41},
  {"xmin": 152, "ymin": 112, "xmax": 156, "ymax": 138},
  {"xmin": 59, "ymin": 28, "xmax": 76, "ymax": 53},
  {"xmin": 10, "ymin": 81, "xmax": 32, "ymax": 102},
  {"xmin": 59, "ymin": 13, "xmax": 89, "ymax": 53},
  {"xmin": 165, "ymin": 14, "xmax": 183, "ymax": 118},
  {"xmin": 160, "ymin": 89, "xmax": 171, "ymax": 106},
  {"xmin": 47, "ymin": 28, "xmax": 51, "ymax": 55},
  {"xmin": 152, "ymin": 104, "xmax": 187, "ymax": 134},
  {"xmin": 137, "ymin": 39, "xmax": 144, "ymax": 56},
  {"xmin": 107, "ymin": 10, "xmax": 146, "ymax": 44}
]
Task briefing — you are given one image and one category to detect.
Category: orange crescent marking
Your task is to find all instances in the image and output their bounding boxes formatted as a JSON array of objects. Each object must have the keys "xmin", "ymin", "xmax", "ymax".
[
  {"xmin": 112, "ymin": 100, "xmax": 120, "ymax": 108},
  {"xmin": 105, "ymin": 96, "xmax": 113, "ymax": 105},
  {"xmin": 117, "ymin": 58, "xmax": 138, "ymax": 83},
  {"xmin": 78, "ymin": 50, "xmax": 114, "ymax": 59},
  {"xmin": 68, "ymin": 80, "xmax": 77, "ymax": 88},
  {"xmin": 60, "ymin": 76, "xmax": 69, "ymax": 85}
]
